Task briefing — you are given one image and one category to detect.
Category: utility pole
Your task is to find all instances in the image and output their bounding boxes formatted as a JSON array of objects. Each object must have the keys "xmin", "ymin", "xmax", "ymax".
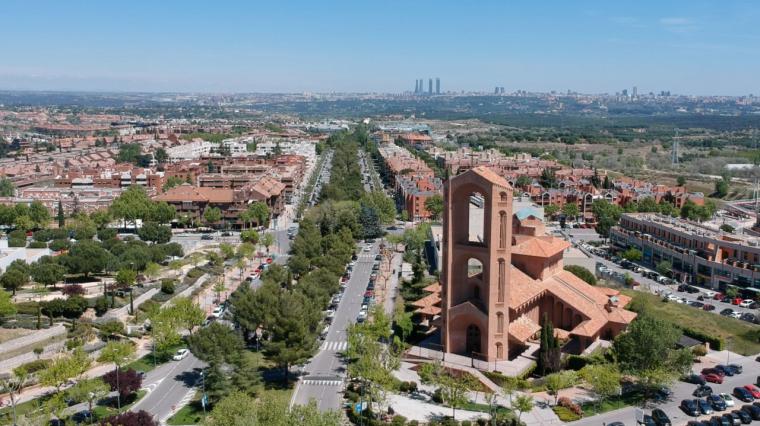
[{"xmin": 671, "ymin": 129, "xmax": 679, "ymax": 165}]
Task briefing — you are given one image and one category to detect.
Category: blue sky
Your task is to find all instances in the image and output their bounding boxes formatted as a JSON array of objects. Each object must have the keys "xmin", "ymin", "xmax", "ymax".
[{"xmin": 1, "ymin": 0, "xmax": 759, "ymax": 95}]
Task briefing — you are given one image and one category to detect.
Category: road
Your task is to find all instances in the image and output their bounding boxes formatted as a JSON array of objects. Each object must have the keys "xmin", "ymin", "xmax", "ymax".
[
  {"xmin": 290, "ymin": 241, "xmax": 379, "ymax": 411},
  {"xmin": 565, "ymin": 228, "xmax": 758, "ymax": 319},
  {"xmin": 131, "ymin": 352, "xmax": 205, "ymax": 424}
]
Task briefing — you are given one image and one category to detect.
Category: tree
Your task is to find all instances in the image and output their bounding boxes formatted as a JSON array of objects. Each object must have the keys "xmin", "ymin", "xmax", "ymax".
[
  {"xmin": 138, "ymin": 221, "xmax": 172, "ymax": 244},
  {"xmin": 57, "ymin": 200, "xmax": 65, "ymax": 228},
  {"xmin": 0, "ymin": 368, "xmax": 28, "ymax": 426},
  {"xmin": 0, "ymin": 289, "xmax": 17, "ymax": 317},
  {"xmin": 424, "ymin": 194, "xmax": 444, "ymax": 221},
  {"xmin": 213, "ymin": 279, "xmax": 227, "ymax": 303},
  {"xmin": 98, "ymin": 340, "xmax": 136, "ymax": 409},
  {"xmin": 592, "ymin": 200, "xmax": 623, "ymax": 238},
  {"xmin": 562, "ymin": 203, "xmax": 580, "ymax": 221},
  {"xmin": 171, "ymin": 296, "xmax": 205, "ymax": 333},
  {"xmin": 544, "ymin": 204, "xmax": 560, "ymax": 219},
  {"xmin": 61, "ymin": 284, "xmax": 85, "ymax": 298},
  {"xmin": 500, "ymin": 376, "xmax": 528, "ymax": 405},
  {"xmin": 100, "ymin": 319, "xmax": 125, "ymax": 340},
  {"xmin": 579, "ymin": 364, "xmax": 621, "ymax": 409},
  {"xmin": 1, "ymin": 268, "xmax": 28, "ymax": 296},
  {"xmin": 90, "ymin": 209, "xmax": 112, "ymax": 229},
  {"xmin": 188, "ymin": 322, "xmax": 245, "ymax": 364},
  {"xmin": 0, "ymin": 177, "xmax": 15, "ymax": 197},
  {"xmin": 110, "ymin": 186, "xmax": 153, "ymax": 228},
  {"xmin": 612, "ymin": 313, "xmax": 693, "ymax": 389},
  {"xmin": 714, "ymin": 175, "xmax": 730, "ymax": 198},
  {"xmin": 31, "ymin": 261, "xmax": 66, "ymax": 289},
  {"xmin": 59, "ymin": 240, "xmax": 111, "ymax": 278},
  {"xmin": 261, "ymin": 233, "xmax": 275, "ymax": 253},
  {"xmin": 28, "ymin": 201, "xmax": 50, "ymax": 229},
  {"xmin": 39, "ymin": 349, "xmax": 91, "ymax": 393},
  {"xmin": 720, "ymin": 223, "xmax": 735, "ymax": 233},
  {"xmin": 545, "ymin": 371, "xmax": 577, "ymax": 405},
  {"xmin": 358, "ymin": 205, "xmax": 382, "ymax": 239},
  {"xmin": 247, "ymin": 202, "xmax": 270, "ymax": 228},
  {"xmin": 149, "ymin": 201, "xmax": 176, "ymax": 224},
  {"xmin": 564, "ymin": 265, "xmax": 597, "ymax": 285},
  {"xmin": 102, "ymin": 410, "xmax": 158, "ymax": 426},
  {"xmin": 538, "ymin": 314, "xmax": 561, "ymax": 376},
  {"xmin": 67, "ymin": 378, "xmax": 109, "ymax": 415},
  {"xmin": 103, "ymin": 368, "xmax": 143, "ymax": 403},
  {"xmin": 656, "ymin": 260, "xmax": 673, "ymax": 277},
  {"xmin": 622, "ymin": 248, "xmax": 643, "ymax": 262},
  {"xmin": 205, "ymin": 391, "xmax": 341, "ymax": 426},
  {"xmin": 514, "ymin": 394, "xmax": 534, "ymax": 423},
  {"xmin": 240, "ymin": 229, "xmax": 259, "ymax": 244},
  {"xmin": 162, "ymin": 176, "xmax": 185, "ymax": 191},
  {"xmin": 437, "ymin": 372, "xmax": 476, "ymax": 418},
  {"xmin": 204, "ymin": 207, "xmax": 222, "ymax": 228},
  {"xmin": 676, "ymin": 176, "xmax": 686, "ymax": 186},
  {"xmin": 117, "ymin": 143, "xmax": 142, "ymax": 165},
  {"xmin": 154, "ymin": 147, "xmax": 169, "ymax": 164}
]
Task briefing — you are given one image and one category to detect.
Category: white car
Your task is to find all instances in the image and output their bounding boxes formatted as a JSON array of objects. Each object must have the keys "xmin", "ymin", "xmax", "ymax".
[
  {"xmin": 739, "ymin": 299, "xmax": 754, "ymax": 308},
  {"xmin": 320, "ymin": 325, "xmax": 329, "ymax": 339},
  {"xmin": 730, "ymin": 311, "xmax": 743, "ymax": 319},
  {"xmin": 363, "ymin": 246, "xmax": 371, "ymax": 252},
  {"xmin": 212, "ymin": 306, "xmax": 224, "ymax": 318},
  {"xmin": 720, "ymin": 393, "xmax": 735, "ymax": 407},
  {"xmin": 357, "ymin": 311, "xmax": 368, "ymax": 322},
  {"xmin": 703, "ymin": 290, "xmax": 716, "ymax": 298},
  {"xmin": 666, "ymin": 294, "xmax": 679, "ymax": 302},
  {"xmin": 173, "ymin": 348, "xmax": 189, "ymax": 361}
]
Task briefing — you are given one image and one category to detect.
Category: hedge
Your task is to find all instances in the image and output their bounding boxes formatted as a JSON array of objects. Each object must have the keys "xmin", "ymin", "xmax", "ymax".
[
  {"xmin": 518, "ymin": 361, "xmax": 537, "ymax": 380},
  {"xmin": 27, "ymin": 241, "xmax": 48, "ymax": 249},
  {"xmin": 8, "ymin": 238, "xmax": 26, "ymax": 247},
  {"xmin": 682, "ymin": 327, "xmax": 724, "ymax": 351},
  {"xmin": 552, "ymin": 406, "xmax": 582, "ymax": 421},
  {"xmin": 15, "ymin": 359, "xmax": 51, "ymax": 374}
]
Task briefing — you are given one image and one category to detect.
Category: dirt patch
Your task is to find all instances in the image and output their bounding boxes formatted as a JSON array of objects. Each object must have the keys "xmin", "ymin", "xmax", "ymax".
[{"xmin": 0, "ymin": 328, "xmax": 33, "ymax": 344}]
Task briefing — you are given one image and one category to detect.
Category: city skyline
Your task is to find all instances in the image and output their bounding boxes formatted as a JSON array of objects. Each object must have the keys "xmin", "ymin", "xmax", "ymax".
[{"xmin": 1, "ymin": 1, "xmax": 759, "ymax": 95}]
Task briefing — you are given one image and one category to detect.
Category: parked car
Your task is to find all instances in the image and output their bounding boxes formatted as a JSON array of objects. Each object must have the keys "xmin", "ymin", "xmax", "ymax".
[
  {"xmin": 720, "ymin": 308, "xmax": 736, "ymax": 316},
  {"xmin": 740, "ymin": 404, "xmax": 760, "ymax": 420},
  {"xmin": 212, "ymin": 306, "xmax": 224, "ymax": 318},
  {"xmin": 743, "ymin": 385, "xmax": 760, "ymax": 398},
  {"xmin": 681, "ymin": 399, "xmax": 700, "ymax": 416},
  {"xmin": 739, "ymin": 299, "xmax": 754, "ymax": 308},
  {"xmin": 716, "ymin": 365, "xmax": 735, "ymax": 376},
  {"xmin": 734, "ymin": 387, "xmax": 754, "ymax": 402},
  {"xmin": 724, "ymin": 411, "xmax": 742, "ymax": 425},
  {"xmin": 731, "ymin": 297, "xmax": 743, "ymax": 305},
  {"xmin": 728, "ymin": 364, "xmax": 743, "ymax": 374},
  {"xmin": 703, "ymin": 373, "xmax": 724, "ymax": 384},
  {"xmin": 640, "ymin": 415, "xmax": 657, "ymax": 426},
  {"xmin": 702, "ymin": 368, "xmax": 726, "ymax": 377},
  {"xmin": 173, "ymin": 348, "xmax": 189, "ymax": 361},
  {"xmin": 709, "ymin": 394, "xmax": 728, "ymax": 411},
  {"xmin": 685, "ymin": 374, "xmax": 706, "ymax": 385},
  {"xmin": 733, "ymin": 409, "xmax": 752, "ymax": 424},
  {"xmin": 721, "ymin": 393, "xmax": 736, "ymax": 408},
  {"xmin": 651, "ymin": 408, "xmax": 672, "ymax": 425},
  {"xmin": 703, "ymin": 304, "xmax": 716, "ymax": 311},
  {"xmin": 695, "ymin": 384, "xmax": 714, "ymax": 397},
  {"xmin": 699, "ymin": 398, "xmax": 715, "ymax": 415}
]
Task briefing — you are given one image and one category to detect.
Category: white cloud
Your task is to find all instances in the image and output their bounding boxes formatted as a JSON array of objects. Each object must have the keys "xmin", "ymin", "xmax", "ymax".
[{"xmin": 659, "ymin": 17, "xmax": 698, "ymax": 33}]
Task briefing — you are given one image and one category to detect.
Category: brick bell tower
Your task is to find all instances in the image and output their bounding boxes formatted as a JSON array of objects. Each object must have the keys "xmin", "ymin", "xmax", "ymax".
[{"xmin": 441, "ymin": 166, "xmax": 513, "ymax": 362}]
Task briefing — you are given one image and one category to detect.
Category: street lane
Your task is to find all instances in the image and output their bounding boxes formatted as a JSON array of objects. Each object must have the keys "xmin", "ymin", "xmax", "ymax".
[{"xmin": 290, "ymin": 241, "xmax": 379, "ymax": 411}]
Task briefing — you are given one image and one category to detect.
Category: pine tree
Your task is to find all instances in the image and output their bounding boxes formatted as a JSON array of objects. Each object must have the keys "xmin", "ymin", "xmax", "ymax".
[
  {"xmin": 603, "ymin": 175, "xmax": 611, "ymax": 189},
  {"xmin": 57, "ymin": 200, "xmax": 65, "ymax": 228}
]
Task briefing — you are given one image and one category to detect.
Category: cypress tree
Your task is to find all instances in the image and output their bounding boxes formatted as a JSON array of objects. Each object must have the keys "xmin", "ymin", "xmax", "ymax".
[{"xmin": 57, "ymin": 200, "xmax": 65, "ymax": 228}]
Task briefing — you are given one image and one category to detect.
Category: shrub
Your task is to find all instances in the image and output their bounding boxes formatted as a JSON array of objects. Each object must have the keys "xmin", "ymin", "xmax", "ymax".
[
  {"xmin": 49, "ymin": 238, "xmax": 71, "ymax": 252},
  {"xmin": 9, "ymin": 230, "xmax": 26, "ymax": 240},
  {"xmin": 94, "ymin": 297, "xmax": 109, "ymax": 316},
  {"xmin": 160, "ymin": 279, "xmax": 175, "ymax": 294},
  {"xmin": 407, "ymin": 381, "xmax": 418, "ymax": 393},
  {"xmin": 97, "ymin": 228, "xmax": 117, "ymax": 241},
  {"xmin": 692, "ymin": 345, "xmax": 708, "ymax": 357},
  {"xmin": 564, "ymin": 265, "xmax": 597, "ymax": 285},
  {"xmin": 8, "ymin": 238, "xmax": 26, "ymax": 247},
  {"xmin": 461, "ymin": 421, "xmax": 472, "ymax": 426},
  {"xmin": 15, "ymin": 359, "xmax": 51, "ymax": 374},
  {"xmin": 565, "ymin": 355, "xmax": 589, "ymax": 371},
  {"xmin": 65, "ymin": 338, "xmax": 83, "ymax": 351},
  {"xmin": 138, "ymin": 299, "xmax": 159, "ymax": 313},
  {"xmin": 391, "ymin": 415, "xmax": 407, "ymax": 426},
  {"xmin": 61, "ymin": 284, "xmax": 85, "ymax": 297},
  {"xmin": 28, "ymin": 241, "xmax": 48, "ymax": 249},
  {"xmin": 558, "ymin": 396, "xmax": 583, "ymax": 416},
  {"xmin": 552, "ymin": 406, "xmax": 581, "ymax": 421},
  {"xmin": 518, "ymin": 361, "xmax": 537, "ymax": 380},
  {"xmin": 682, "ymin": 327, "xmax": 724, "ymax": 351},
  {"xmin": 432, "ymin": 387, "xmax": 444, "ymax": 403}
]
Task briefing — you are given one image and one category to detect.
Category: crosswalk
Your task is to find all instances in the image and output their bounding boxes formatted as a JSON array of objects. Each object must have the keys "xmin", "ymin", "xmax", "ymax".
[
  {"xmin": 320, "ymin": 340, "xmax": 348, "ymax": 351},
  {"xmin": 302, "ymin": 379, "xmax": 343, "ymax": 386}
]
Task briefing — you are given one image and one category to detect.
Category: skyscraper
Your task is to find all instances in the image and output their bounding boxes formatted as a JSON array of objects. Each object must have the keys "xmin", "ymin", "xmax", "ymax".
[
  {"xmin": 436, "ymin": 77, "xmax": 440, "ymax": 94},
  {"xmin": 414, "ymin": 80, "xmax": 418, "ymax": 93},
  {"xmin": 428, "ymin": 78, "xmax": 433, "ymax": 94},
  {"xmin": 632, "ymin": 86, "xmax": 638, "ymax": 98}
]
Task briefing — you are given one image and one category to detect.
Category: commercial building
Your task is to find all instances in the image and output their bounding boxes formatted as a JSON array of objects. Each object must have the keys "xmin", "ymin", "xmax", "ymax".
[
  {"xmin": 430, "ymin": 167, "xmax": 635, "ymax": 363},
  {"xmin": 611, "ymin": 213, "xmax": 760, "ymax": 294}
]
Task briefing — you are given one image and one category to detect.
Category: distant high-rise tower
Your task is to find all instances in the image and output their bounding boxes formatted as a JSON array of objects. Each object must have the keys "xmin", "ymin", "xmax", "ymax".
[
  {"xmin": 436, "ymin": 77, "xmax": 440, "ymax": 94},
  {"xmin": 632, "ymin": 86, "xmax": 638, "ymax": 98},
  {"xmin": 494, "ymin": 86, "xmax": 499, "ymax": 94},
  {"xmin": 428, "ymin": 78, "xmax": 433, "ymax": 94},
  {"xmin": 622, "ymin": 89, "xmax": 628, "ymax": 97},
  {"xmin": 414, "ymin": 80, "xmax": 419, "ymax": 93}
]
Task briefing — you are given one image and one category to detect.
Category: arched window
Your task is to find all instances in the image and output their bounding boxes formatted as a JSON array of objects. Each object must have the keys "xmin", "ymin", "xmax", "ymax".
[
  {"xmin": 467, "ymin": 258, "xmax": 483, "ymax": 278},
  {"xmin": 496, "ymin": 342, "xmax": 504, "ymax": 359},
  {"xmin": 497, "ymin": 259, "xmax": 505, "ymax": 303},
  {"xmin": 499, "ymin": 211, "xmax": 507, "ymax": 249},
  {"xmin": 500, "ymin": 191, "xmax": 508, "ymax": 202},
  {"xmin": 468, "ymin": 192, "xmax": 485, "ymax": 243},
  {"xmin": 496, "ymin": 312, "xmax": 504, "ymax": 333}
]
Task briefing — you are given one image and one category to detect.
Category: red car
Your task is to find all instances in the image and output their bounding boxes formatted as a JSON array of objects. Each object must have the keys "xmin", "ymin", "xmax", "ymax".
[
  {"xmin": 701, "ymin": 373, "xmax": 723, "ymax": 384},
  {"xmin": 701, "ymin": 368, "xmax": 726, "ymax": 377},
  {"xmin": 713, "ymin": 292, "xmax": 724, "ymax": 300},
  {"xmin": 364, "ymin": 290, "xmax": 374, "ymax": 297},
  {"xmin": 731, "ymin": 297, "xmax": 743, "ymax": 305},
  {"xmin": 265, "ymin": 257, "xmax": 273, "ymax": 264},
  {"xmin": 744, "ymin": 384, "xmax": 760, "ymax": 398},
  {"xmin": 702, "ymin": 304, "xmax": 715, "ymax": 311}
]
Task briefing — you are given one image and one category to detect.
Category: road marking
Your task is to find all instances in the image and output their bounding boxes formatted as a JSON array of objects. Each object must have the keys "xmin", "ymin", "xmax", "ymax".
[
  {"xmin": 320, "ymin": 341, "xmax": 347, "ymax": 351},
  {"xmin": 302, "ymin": 379, "xmax": 343, "ymax": 386}
]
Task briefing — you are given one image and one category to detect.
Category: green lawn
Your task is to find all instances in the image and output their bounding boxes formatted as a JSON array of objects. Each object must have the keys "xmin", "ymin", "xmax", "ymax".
[
  {"xmin": 125, "ymin": 342, "xmax": 186, "ymax": 373},
  {"xmin": 167, "ymin": 392, "xmax": 205, "ymax": 425},
  {"xmin": 580, "ymin": 392, "xmax": 645, "ymax": 416},
  {"xmin": 623, "ymin": 290, "xmax": 760, "ymax": 355}
]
